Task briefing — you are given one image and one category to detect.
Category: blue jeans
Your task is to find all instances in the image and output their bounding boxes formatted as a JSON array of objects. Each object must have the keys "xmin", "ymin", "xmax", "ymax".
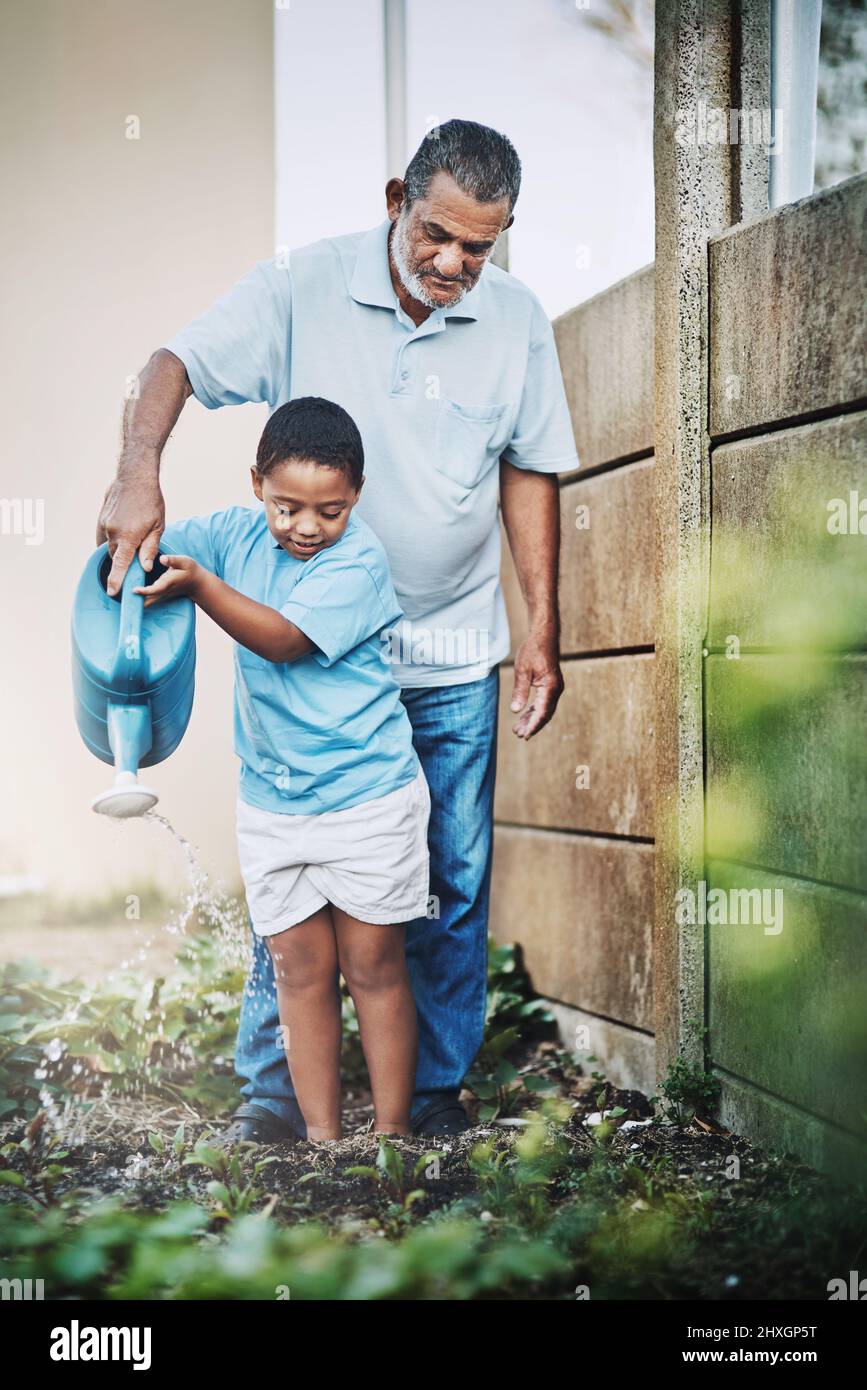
[{"xmin": 235, "ymin": 666, "xmax": 500, "ymax": 1127}]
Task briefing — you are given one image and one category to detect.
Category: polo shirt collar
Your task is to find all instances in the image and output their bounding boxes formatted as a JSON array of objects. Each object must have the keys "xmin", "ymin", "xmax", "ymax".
[{"xmin": 349, "ymin": 218, "xmax": 482, "ymax": 323}]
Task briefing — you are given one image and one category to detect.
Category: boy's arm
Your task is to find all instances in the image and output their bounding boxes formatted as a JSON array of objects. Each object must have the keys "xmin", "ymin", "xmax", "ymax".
[{"xmin": 135, "ymin": 554, "xmax": 315, "ymax": 663}]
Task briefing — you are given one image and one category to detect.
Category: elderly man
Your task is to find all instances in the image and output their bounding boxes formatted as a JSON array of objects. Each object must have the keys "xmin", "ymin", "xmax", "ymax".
[{"xmin": 98, "ymin": 118, "xmax": 578, "ymax": 1139}]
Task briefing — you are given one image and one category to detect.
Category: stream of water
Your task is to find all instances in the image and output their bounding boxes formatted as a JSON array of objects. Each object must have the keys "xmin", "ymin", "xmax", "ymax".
[
  {"xmin": 143, "ymin": 810, "xmax": 250, "ymax": 969},
  {"xmin": 31, "ymin": 810, "xmax": 258, "ymax": 1144}
]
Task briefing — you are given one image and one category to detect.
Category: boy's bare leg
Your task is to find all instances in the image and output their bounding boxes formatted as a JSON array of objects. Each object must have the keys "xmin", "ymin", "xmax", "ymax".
[
  {"xmin": 331, "ymin": 906, "xmax": 417, "ymax": 1136},
  {"xmin": 266, "ymin": 907, "xmax": 342, "ymax": 1141}
]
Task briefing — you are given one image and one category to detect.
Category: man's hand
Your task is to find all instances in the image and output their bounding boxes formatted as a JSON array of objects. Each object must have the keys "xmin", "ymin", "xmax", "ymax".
[
  {"xmin": 499, "ymin": 461, "xmax": 564, "ymax": 739},
  {"xmin": 510, "ymin": 629, "xmax": 564, "ymax": 739},
  {"xmin": 97, "ymin": 457, "xmax": 166, "ymax": 597},
  {"xmin": 96, "ymin": 349, "xmax": 193, "ymax": 596},
  {"xmin": 133, "ymin": 553, "xmax": 201, "ymax": 607}
]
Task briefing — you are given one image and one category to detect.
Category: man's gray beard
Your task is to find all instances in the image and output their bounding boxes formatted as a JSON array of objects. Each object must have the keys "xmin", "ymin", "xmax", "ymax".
[{"xmin": 390, "ymin": 209, "xmax": 469, "ymax": 310}]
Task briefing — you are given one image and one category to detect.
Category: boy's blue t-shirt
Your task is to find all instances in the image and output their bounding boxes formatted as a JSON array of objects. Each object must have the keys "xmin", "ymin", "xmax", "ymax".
[{"xmin": 160, "ymin": 506, "xmax": 420, "ymax": 815}]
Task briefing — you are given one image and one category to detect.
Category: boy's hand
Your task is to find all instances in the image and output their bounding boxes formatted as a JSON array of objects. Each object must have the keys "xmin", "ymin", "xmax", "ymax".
[{"xmin": 133, "ymin": 553, "xmax": 203, "ymax": 607}]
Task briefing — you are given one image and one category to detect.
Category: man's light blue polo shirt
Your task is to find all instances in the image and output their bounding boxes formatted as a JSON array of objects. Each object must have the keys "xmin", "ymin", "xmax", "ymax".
[
  {"xmin": 164, "ymin": 218, "xmax": 580, "ymax": 687},
  {"xmin": 160, "ymin": 507, "xmax": 420, "ymax": 815}
]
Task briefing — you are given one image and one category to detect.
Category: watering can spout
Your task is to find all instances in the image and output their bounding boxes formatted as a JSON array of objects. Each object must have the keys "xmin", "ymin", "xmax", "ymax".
[{"xmin": 91, "ymin": 704, "xmax": 158, "ymax": 818}]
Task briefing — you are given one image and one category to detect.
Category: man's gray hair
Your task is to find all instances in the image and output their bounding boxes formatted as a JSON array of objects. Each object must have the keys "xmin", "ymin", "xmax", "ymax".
[{"xmin": 403, "ymin": 119, "xmax": 521, "ymax": 214}]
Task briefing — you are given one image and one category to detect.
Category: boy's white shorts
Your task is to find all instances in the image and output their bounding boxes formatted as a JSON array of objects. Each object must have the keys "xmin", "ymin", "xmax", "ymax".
[{"xmin": 235, "ymin": 767, "xmax": 431, "ymax": 937}]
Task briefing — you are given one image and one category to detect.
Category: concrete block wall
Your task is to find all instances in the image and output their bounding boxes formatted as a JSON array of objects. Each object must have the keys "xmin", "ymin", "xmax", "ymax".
[
  {"xmin": 491, "ymin": 265, "xmax": 657, "ymax": 1094},
  {"xmin": 705, "ymin": 174, "xmax": 867, "ymax": 1183},
  {"xmin": 491, "ymin": 175, "xmax": 866, "ymax": 1186}
]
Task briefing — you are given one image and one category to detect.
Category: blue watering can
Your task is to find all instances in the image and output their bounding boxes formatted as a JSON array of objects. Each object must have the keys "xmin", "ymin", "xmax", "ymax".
[{"xmin": 72, "ymin": 545, "xmax": 196, "ymax": 817}]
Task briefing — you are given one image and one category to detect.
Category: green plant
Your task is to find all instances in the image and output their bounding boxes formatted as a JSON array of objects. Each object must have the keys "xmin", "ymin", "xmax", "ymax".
[
  {"xmin": 619, "ymin": 1153, "xmax": 677, "ymax": 1204},
  {"xmin": 0, "ymin": 938, "xmax": 244, "ymax": 1121},
  {"xmin": 345, "ymin": 1135, "xmax": 427, "ymax": 1202},
  {"xmin": 589, "ymin": 1067, "xmax": 628, "ymax": 1125},
  {"xmin": 653, "ymin": 1056, "xmax": 721, "ymax": 1125},
  {"xmin": 485, "ymin": 942, "xmax": 554, "ymax": 1035},
  {"xmin": 0, "ymin": 1111, "xmax": 79, "ymax": 1208},
  {"xmin": 0, "ymin": 1105, "xmax": 863, "ymax": 1301},
  {"xmin": 346, "ymin": 1137, "xmax": 447, "ymax": 1237},
  {"xmin": 0, "ymin": 1189, "xmax": 572, "ymax": 1301},
  {"xmin": 0, "ymin": 935, "xmax": 557, "ymax": 1127},
  {"xmin": 182, "ymin": 1139, "xmax": 281, "ymax": 1222},
  {"xmin": 466, "ymin": 1102, "xmax": 572, "ymax": 1230},
  {"xmin": 651, "ymin": 1020, "xmax": 721, "ymax": 1125},
  {"xmin": 464, "ymin": 944, "xmax": 559, "ymax": 1121},
  {"xmin": 147, "ymin": 1122, "xmax": 188, "ymax": 1164}
]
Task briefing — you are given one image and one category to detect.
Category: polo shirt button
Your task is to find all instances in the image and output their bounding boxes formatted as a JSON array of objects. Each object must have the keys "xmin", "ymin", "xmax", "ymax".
[{"xmin": 400, "ymin": 370, "xmax": 409, "ymax": 380}]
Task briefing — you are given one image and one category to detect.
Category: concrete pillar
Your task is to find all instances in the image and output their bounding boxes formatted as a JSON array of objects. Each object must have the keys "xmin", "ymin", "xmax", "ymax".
[{"xmin": 652, "ymin": 1, "xmax": 770, "ymax": 1080}]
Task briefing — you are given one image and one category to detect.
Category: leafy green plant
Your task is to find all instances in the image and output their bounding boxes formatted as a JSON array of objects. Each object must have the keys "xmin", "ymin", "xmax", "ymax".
[
  {"xmin": 650, "ymin": 1020, "xmax": 722, "ymax": 1125},
  {"xmin": 0, "ymin": 1190, "xmax": 571, "ymax": 1301},
  {"xmin": 485, "ymin": 942, "xmax": 555, "ymax": 1035},
  {"xmin": 0, "ymin": 937, "xmax": 244, "ymax": 1120},
  {"xmin": 0, "ymin": 1111, "xmax": 79, "ymax": 1208},
  {"xmin": 345, "ymin": 1137, "xmax": 448, "ymax": 1238},
  {"xmin": 182, "ymin": 1139, "xmax": 280, "ymax": 1222},
  {"xmin": 464, "ymin": 943, "xmax": 559, "ymax": 1121},
  {"xmin": 345, "ymin": 1136, "xmax": 423, "ymax": 1201},
  {"xmin": 465, "ymin": 1028, "xmax": 524, "ymax": 1121},
  {"xmin": 653, "ymin": 1056, "xmax": 721, "ymax": 1126},
  {"xmin": 589, "ymin": 1067, "xmax": 628, "ymax": 1125},
  {"xmin": 466, "ymin": 1102, "xmax": 572, "ymax": 1230},
  {"xmin": 147, "ymin": 1122, "xmax": 188, "ymax": 1164},
  {"xmin": 0, "ymin": 1103, "xmax": 863, "ymax": 1301}
]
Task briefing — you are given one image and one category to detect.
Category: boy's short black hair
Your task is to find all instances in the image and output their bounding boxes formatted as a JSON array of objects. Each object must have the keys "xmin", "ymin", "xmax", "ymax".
[{"xmin": 255, "ymin": 397, "xmax": 364, "ymax": 490}]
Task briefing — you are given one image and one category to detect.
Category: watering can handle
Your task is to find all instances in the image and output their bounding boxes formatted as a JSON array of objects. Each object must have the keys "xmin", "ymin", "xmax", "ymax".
[{"xmin": 109, "ymin": 552, "xmax": 148, "ymax": 691}]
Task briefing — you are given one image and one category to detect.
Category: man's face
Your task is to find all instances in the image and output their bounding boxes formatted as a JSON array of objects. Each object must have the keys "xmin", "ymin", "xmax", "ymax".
[
  {"xmin": 388, "ymin": 171, "xmax": 512, "ymax": 311},
  {"xmin": 251, "ymin": 458, "xmax": 361, "ymax": 561}
]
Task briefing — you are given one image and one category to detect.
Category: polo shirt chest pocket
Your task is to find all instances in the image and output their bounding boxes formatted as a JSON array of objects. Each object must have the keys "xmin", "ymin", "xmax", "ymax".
[{"xmin": 434, "ymin": 397, "xmax": 514, "ymax": 491}]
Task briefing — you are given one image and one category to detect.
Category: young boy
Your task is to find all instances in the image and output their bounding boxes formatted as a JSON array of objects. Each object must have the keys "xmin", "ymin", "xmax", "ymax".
[{"xmin": 138, "ymin": 397, "xmax": 430, "ymax": 1140}]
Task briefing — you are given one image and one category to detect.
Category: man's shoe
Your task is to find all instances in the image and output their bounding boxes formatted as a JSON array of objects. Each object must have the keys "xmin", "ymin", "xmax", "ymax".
[
  {"xmin": 412, "ymin": 1096, "xmax": 470, "ymax": 1137},
  {"xmin": 212, "ymin": 1102, "xmax": 304, "ymax": 1147}
]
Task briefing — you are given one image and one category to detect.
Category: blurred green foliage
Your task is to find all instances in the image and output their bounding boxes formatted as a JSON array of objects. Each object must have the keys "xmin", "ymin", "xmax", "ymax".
[
  {"xmin": 704, "ymin": 461, "xmax": 867, "ymax": 1134},
  {"xmin": 0, "ymin": 934, "xmax": 244, "ymax": 1121}
]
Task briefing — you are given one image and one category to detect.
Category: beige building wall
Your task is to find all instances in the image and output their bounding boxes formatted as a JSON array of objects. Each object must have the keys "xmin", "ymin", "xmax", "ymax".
[{"xmin": 0, "ymin": 0, "xmax": 274, "ymax": 902}]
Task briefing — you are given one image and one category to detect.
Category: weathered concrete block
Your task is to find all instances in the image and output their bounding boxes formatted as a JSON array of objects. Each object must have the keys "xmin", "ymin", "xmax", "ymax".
[
  {"xmin": 716, "ymin": 1071, "xmax": 867, "ymax": 1189},
  {"xmin": 706, "ymin": 860, "xmax": 867, "ymax": 1138},
  {"xmin": 705, "ymin": 654, "xmax": 867, "ymax": 893},
  {"xmin": 710, "ymin": 174, "xmax": 867, "ymax": 436},
  {"xmin": 490, "ymin": 826, "xmax": 654, "ymax": 1029},
  {"xmin": 553, "ymin": 264, "xmax": 655, "ymax": 472},
  {"xmin": 501, "ymin": 459, "xmax": 657, "ymax": 659},
  {"xmin": 709, "ymin": 412, "xmax": 867, "ymax": 650},
  {"xmin": 560, "ymin": 462, "xmax": 656, "ymax": 651},
  {"xmin": 546, "ymin": 999, "xmax": 656, "ymax": 1095},
  {"xmin": 495, "ymin": 656, "xmax": 655, "ymax": 838}
]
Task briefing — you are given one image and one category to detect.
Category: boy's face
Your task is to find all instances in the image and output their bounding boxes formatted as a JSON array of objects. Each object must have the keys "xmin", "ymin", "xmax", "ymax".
[{"xmin": 251, "ymin": 457, "xmax": 362, "ymax": 561}]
